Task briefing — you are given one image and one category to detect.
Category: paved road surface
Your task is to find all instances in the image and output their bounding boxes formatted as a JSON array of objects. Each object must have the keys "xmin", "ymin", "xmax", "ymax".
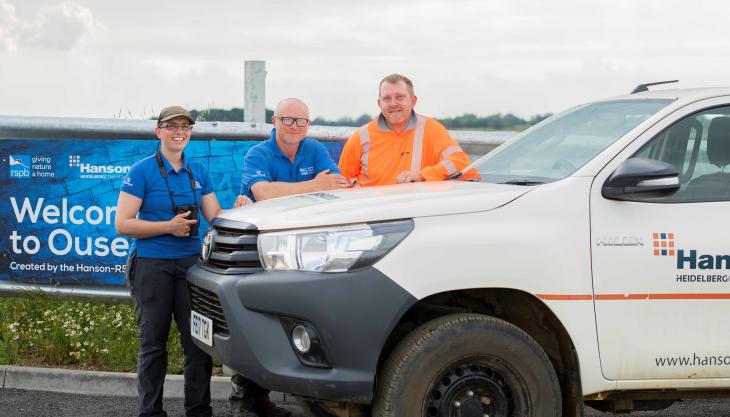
[
  {"xmin": 0, "ymin": 389, "xmax": 298, "ymax": 417},
  {"xmin": 1, "ymin": 389, "xmax": 729, "ymax": 416}
]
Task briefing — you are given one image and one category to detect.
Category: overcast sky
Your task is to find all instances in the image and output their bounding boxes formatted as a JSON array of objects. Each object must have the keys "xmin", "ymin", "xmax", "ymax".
[{"xmin": 1, "ymin": 0, "xmax": 729, "ymax": 121}]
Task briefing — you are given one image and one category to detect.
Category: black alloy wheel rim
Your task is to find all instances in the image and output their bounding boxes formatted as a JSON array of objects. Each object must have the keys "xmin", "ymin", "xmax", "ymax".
[{"xmin": 424, "ymin": 356, "xmax": 527, "ymax": 417}]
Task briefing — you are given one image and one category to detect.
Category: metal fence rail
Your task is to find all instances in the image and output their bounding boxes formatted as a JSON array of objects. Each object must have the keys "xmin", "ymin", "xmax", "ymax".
[{"xmin": 0, "ymin": 115, "xmax": 514, "ymax": 155}]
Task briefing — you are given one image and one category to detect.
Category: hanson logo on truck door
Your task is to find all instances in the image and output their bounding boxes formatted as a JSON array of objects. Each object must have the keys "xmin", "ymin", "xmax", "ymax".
[
  {"xmin": 654, "ymin": 231, "xmax": 730, "ymax": 271},
  {"xmin": 653, "ymin": 232, "xmax": 730, "ymax": 284}
]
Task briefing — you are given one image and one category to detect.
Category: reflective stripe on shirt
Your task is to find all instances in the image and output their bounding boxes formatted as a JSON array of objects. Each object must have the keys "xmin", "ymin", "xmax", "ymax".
[
  {"xmin": 438, "ymin": 144, "xmax": 462, "ymax": 175},
  {"xmin": 410, "ymin": 114, "xmax": 427, "ymax": 172},
  {"xmin": 440, "ymin": 158, "xmax": 458, "ymax": 175},
  {"xmin": 440, "ymin": 144, "xmax": 461, "ymax": 160},
  {"xmin": 359, "ymin": 125, "xmax": 372, "ymax": 185}
]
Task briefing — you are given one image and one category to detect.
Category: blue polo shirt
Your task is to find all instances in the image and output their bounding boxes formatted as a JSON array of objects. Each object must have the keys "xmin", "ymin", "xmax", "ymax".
[
  {"xmin": 120, "ymin": 153, "xmax": 213, "ymax": 259},
  {"xmin": 240, "ymin": 129, "xmax": 341, "ymax": 201}
]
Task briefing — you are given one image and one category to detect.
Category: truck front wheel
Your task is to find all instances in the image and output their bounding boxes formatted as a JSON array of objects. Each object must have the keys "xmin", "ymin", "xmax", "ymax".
[{"xmin": 372, "ymin": 313, "xmax": 561, "ymax": 417}]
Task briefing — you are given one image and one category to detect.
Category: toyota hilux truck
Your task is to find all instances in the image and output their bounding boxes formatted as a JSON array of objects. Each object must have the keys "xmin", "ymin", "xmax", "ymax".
[{"xmin": 187, "ymin": 84, "xmax": 730, "ymax": 417}]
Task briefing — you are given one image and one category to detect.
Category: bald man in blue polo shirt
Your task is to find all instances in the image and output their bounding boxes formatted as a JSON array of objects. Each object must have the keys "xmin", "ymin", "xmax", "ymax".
[
  {"xmin": 229, "ymin": 98, "xmax": 347, "ymax": 416},
  {"xmin": 233, "ymin": 98, "xmax": 348, "ymax": 207}
]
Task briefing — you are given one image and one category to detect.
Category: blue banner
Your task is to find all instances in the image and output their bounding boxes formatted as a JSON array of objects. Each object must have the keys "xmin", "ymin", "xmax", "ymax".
[{"xmin": 0, "ymin": 138, "xmax": 344, "ymax": 286}]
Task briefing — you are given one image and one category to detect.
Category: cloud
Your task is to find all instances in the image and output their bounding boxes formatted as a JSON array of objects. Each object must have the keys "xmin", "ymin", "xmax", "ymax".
[
  {"xmin": 0, "ymin": 0, "xmax": 19, "ymax": 52},
  {"xmin": 1, "ymin": 0, "xmax": 730, "ymax": 120},
  {"xmin": 0, "ymin": 0, "xmax": 104, "ymax": 52}
]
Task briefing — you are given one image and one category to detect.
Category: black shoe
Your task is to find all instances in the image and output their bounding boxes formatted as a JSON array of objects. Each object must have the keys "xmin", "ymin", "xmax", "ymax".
[{"xmin": 254, "ymin": 401, "xmax": 292, "ymax": 417}]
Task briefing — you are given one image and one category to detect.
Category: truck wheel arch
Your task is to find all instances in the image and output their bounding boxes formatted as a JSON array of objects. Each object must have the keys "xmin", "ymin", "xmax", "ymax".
[{"xmin": 376, "ymin": 287, "xmax": 584, "ymax": 417}]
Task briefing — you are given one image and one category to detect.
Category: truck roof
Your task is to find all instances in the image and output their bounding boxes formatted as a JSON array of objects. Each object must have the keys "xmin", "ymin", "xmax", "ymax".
[{"xmin": 605, "ymin": 86, "xmax": 730, "ymax": 104}]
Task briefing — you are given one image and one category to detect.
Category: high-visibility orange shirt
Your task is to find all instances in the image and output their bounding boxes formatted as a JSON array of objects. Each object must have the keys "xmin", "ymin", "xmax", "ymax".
[{"xmin": 339, "ymin": 113, "xmax": 473, "ymax": 186}]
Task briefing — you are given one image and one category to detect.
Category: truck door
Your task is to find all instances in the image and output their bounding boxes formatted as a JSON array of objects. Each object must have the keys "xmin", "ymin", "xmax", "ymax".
[{"xmin": 590, "ymin": 99, "xmax": 730, "ymax": 380}]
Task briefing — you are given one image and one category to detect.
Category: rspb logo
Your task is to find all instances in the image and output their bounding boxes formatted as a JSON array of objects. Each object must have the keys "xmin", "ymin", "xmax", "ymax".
[{"xmin": 9, "ymin": 155, "xmax": 31, "ymax": 179}]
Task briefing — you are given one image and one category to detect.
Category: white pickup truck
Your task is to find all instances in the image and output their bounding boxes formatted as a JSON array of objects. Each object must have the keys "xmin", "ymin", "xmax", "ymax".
[{"xmin": 188, "ymin": 85, "xmax": 730, "ymax": 417}]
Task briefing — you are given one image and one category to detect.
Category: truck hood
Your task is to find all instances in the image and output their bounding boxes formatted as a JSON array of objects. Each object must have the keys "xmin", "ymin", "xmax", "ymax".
[{"xmin": 219, "ymin": 181, "xmax": 532, "ymax": 231}]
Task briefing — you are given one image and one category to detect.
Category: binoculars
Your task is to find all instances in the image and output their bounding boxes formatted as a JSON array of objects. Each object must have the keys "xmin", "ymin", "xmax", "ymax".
[{"xmin": 175, "ymin": 204, "xmax": 199, "ymax": 237}]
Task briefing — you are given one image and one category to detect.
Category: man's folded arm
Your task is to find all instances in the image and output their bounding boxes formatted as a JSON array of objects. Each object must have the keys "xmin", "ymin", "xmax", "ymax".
[
  {"xmin": 420, "ymin": 149, "xmax": 471, "ymax": 180},
  {"xmin": 251, "ymin": 180, "xmax": 318, "ymax": 201},
  {"xmin": 419, "ymin": 125, "xmax": 472, "ymax": 180}
]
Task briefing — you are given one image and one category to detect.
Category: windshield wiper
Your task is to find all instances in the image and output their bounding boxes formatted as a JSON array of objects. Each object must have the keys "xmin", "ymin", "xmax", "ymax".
[{"xmin": 499, "ymin": 180, "xmax": 546, "ymax": 186}]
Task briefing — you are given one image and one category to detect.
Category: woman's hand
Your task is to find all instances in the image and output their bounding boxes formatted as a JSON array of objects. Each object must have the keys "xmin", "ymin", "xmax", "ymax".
[{"xmin": 168, "ymin": 211, "xmax": 198, "ymax": 237}]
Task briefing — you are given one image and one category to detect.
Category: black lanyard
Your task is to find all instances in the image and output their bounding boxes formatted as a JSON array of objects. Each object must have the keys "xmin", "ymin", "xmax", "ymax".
[{"xmin": 155, "ymin": 152, "xmax": 198, "ymax": 210}]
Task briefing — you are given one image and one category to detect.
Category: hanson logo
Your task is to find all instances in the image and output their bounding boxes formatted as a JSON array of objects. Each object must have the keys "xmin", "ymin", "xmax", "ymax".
[
  {"xmin": 69, "ymin": 155, "xmax": 130, "ymax": 175},
  {"xmin": 653, "ymin": 232, "xmax": 675, "ymax": 256},
  {"xmin": 655, "ymin": 232, "xmax": 730, "ymax": 270}
]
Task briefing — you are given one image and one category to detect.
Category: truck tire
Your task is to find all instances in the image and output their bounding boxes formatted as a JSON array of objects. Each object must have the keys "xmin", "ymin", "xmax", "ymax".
[{"xmin": 372, "ymin": 313, "xmax": 561, "ymax": 417}]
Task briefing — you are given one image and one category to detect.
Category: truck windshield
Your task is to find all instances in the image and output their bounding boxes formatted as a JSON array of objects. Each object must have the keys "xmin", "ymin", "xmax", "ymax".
[{"xmin": 472, "ymin": 99, "xmax": 674, "ymax": 184}]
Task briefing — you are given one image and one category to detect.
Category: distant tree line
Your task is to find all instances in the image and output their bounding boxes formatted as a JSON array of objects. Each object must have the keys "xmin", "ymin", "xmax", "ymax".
[
  {"xmin": 189, "ymin": 108, "xmax": 274, "ymax": 122},
  {"xmin": 188, "ymin": 107, "xmax": 552, "ymax": 131},
  {"xmin": 437, "ymin": 113, "xmax": 552, "ymax": 131},
  {"xmin": 311, "ymin": 114, "xmax": 373, "ymax": 127}
]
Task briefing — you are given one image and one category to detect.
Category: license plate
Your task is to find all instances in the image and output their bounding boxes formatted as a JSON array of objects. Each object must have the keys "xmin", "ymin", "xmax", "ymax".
[{"xmin": 191, "ymin": 310, "xmax": 213, "ymax": 347}]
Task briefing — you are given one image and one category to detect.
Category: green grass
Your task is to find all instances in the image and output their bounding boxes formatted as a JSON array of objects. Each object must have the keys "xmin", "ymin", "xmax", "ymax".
[{"xmin": 0, "ymin": 294, "xmax": 185, "ymax": 373}]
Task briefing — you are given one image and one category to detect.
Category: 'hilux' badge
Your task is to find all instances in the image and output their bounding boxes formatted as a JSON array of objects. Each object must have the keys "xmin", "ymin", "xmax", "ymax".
[{"xmin": 595, "ymin": 236, "xmax": 645, "ymax": 247}]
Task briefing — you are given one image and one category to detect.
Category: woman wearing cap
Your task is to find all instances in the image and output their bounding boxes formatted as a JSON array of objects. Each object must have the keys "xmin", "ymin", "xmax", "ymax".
[{"xmin": 115, "ymin": 106, "xmax": 252, "ymax": 417}]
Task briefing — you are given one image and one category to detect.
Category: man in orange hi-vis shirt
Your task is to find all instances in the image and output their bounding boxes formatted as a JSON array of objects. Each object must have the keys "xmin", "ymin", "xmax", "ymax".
[{"xmin": 339, "ymin": 74, "xmax": 474, "ymax": 186}]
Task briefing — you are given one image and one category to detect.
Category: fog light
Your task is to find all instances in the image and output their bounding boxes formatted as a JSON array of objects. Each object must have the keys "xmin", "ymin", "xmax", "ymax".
[
  {"xmin": 281, "ymin": 317, "xmax": 330, "ymax": 368},
  {"xmin": 292, "ymin": 325, "xmax": 311, "ymax": 353}
]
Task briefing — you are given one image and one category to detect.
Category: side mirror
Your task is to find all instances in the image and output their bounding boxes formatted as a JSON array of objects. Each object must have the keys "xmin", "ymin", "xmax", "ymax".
[{"xmin": 602, "ymin": 157, "xmax": 679, "ymax": 200}]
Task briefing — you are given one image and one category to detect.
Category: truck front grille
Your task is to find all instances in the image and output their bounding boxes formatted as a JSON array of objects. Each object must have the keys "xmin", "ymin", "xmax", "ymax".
[
  {"xmin": 188, "ymin": 283, "xmax": 229, "ymax": 336},
  {"xmin": 200, "ymin": 219, "xmax": 263, "ymax": 275}
]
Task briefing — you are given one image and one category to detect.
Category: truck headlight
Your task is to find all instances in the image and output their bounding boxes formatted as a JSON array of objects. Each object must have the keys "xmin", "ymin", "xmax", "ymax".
[{"xmin": 258, "ymin": 220, "xmax": 413, "ymax": 273}]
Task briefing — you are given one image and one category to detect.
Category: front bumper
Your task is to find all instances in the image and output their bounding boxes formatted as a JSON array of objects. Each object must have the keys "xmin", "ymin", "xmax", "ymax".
[{"xmin": 186, "ymin": 264, "xmax": 416, "ymax": 403}]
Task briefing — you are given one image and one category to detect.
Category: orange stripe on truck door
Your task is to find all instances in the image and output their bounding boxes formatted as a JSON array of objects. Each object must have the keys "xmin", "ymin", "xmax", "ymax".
[
  {"xmin": 536, "ymin": 294, "xmax": 593, "ymax": 300},
  {"xmin": 537, "ymin": 293, "xmax": 730, "ymax": 301}
]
